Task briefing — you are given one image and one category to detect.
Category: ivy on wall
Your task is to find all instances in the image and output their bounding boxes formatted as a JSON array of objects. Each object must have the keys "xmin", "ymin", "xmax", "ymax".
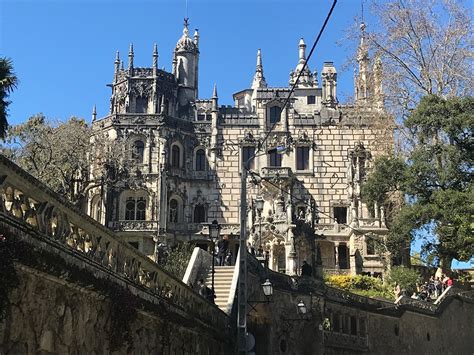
[{"xmin": 0, "ymin": 234, "xmax": 19, "ymax": 322}]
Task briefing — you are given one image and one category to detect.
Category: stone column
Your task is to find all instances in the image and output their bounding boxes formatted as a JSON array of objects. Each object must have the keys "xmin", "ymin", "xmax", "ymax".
[
  {"xmin": 285, "ymin": 227, "xmax": 297, "ymax": 275},
  {"xmin": 334, "ymin": 242, "xmax": 340, "ymax": 269}
]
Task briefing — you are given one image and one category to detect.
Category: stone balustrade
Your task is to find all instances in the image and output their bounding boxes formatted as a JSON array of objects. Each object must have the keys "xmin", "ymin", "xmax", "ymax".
[
  {"xmin": 108, "ymin": 220, "xmax": 159, "ymax": 232},
  {"xmin": 261, "ymin": 167, "xmax": 293, "ymax": 180},
  {"xmin": 0, "ymin": 155, "xmax": 229, "ymax": 330}
]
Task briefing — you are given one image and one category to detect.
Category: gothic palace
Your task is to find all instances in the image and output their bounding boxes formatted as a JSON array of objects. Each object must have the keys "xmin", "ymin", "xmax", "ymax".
[{"xmin": 88, "ymin": 20, "xmax": 392, "ymax": 276}]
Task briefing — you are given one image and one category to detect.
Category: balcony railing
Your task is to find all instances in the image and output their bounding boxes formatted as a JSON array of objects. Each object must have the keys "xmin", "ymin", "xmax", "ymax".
[
  {"xmin": 261, "ymin": 167, "xmax": 293, "ymax": 179},
  {"xmin": 108, "ymin": 220, "xmax": 158, "ymax": 232}
]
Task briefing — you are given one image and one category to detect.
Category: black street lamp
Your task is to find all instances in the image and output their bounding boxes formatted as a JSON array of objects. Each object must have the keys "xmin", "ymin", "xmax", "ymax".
[{"xmin": 209, "ymin": 219, "xmax": 220, "ymax": 294}]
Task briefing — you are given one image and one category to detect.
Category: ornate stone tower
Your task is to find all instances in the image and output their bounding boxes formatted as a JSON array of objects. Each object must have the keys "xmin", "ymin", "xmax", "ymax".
[{"xmin": 173, "ymin": 18, "xmax": 199, "ymax": 118}]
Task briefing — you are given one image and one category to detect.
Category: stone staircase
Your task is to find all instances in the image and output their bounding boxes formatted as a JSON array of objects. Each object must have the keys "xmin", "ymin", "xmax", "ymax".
[{"xmin": 205, "ymin": 265, "xmax": 235, "ymax": 312}]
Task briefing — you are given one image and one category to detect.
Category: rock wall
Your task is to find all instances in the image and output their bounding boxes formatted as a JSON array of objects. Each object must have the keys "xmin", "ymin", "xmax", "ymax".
[{"xmin": 1, "ymin": 265, "xmax": 230, "ymax": 355}]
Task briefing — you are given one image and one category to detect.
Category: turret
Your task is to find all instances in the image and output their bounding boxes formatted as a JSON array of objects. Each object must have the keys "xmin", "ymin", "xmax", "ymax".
[
  {"xmin": 251, "ymin": 49, "xmax": 267, "ymax": 89},
  {"xmin": 289, "ymin": 38, "xmax": 315, "ymax": 87},
  {"xmin": 174, "ymin": 18, "xmax": 199, "ymax": 117}
]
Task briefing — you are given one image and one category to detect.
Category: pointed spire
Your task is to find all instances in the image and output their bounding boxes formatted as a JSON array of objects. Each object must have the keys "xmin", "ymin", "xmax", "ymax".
[
  {"xmin": 153, "ymin": 43, "xmax": 158, "ymax": 74},
  {"xmin": 114, "ymin": 51, "xmax": 120, "ymax": 81},
  {"xmin": 92, "ymin": 105, "xmax": 97, "ymax": 122},
  {"xmin": 251, "ymin": 49, "xmax": 267, "ymax": 89},
  {"xmin": 290, "ymin": 38, "xmax": 314, "ymax": 87},
  {"xmin": 212, "ymin": 84, "xmax": 218, "ymax": 111},
  {"xmin": 128, "ymin": 43, "xmax": 134, "ymax": 74},
  {"xmin": 298, "ymin": 38, "xmax": 306, "ymax": 63}
]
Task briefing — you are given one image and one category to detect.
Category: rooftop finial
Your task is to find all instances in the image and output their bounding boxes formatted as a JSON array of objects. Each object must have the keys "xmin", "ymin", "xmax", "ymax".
[
  {"xmin": 92, "ymin": 105, "xmax": 97, "ymax": 121},
  {"xmin": 298, "ymin": 38, "xmax": 306, "ymax": 63},
  {"xmin": 252, "ymin": 49, "xmax": 267, "ymax": 89},
  {"xmin": 114, "ymin": 51, "xmax": 120, "ymax": 77},
  {"xmin": 212, "ymin": 83, "xmax": 218, "ymax": 98},
  {"xmin": 153, "ymin": 43, "xmax": 158, "ymax": 74},
  {"xmin": 128, "ymin": 43, "xmax": 134, "ymax": 73}
]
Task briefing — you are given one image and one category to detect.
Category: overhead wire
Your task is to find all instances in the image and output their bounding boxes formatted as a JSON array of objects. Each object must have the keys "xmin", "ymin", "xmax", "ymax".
[{"xmin": 256, "ymin": 0, "xmax": 338, "ymax": 154}]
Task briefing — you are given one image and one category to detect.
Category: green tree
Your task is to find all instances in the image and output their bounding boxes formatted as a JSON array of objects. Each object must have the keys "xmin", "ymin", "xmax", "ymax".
[
  {"xmin": 388, "ymin": 266, "xmax": 421, "ymax": 295},
  {"xmin": 2, "ymin": 114, "xmax": 92, "ymax": 203},
  {"xmin": 0, "ymin": 57, "xmax": 18, "ymax": 139},
  {"xmin": 363, "ymin": 95, "xmax": 474, "ymax": 272}
]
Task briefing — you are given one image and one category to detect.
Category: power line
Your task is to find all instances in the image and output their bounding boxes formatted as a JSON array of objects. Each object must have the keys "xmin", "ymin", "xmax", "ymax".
[{"xmin": 257, "ymin": 0, "xmax": 338, "ymax": 154}]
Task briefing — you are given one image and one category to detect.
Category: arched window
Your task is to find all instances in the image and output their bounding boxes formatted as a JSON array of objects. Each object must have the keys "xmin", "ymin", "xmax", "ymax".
[
  {"xmin": 195, "ymin": 149, "xmax": 206, "ymax": 171},
  {"xmin": 171, "ymin": 145, "xmax": 181, "ymax": 168},
  {"xmin": 136, "ymin": 198, "xmax": 146, "ymax": 220},
  {"xmin": 169, "ymin": 199, "xmax": 179, "ymax": 223},
  {"xmin": 124, "ymin": 197, "xmax": 147, "ymax": 221},
  {"xmin": 125, "ymin": 197, "xmax": 136, "ymax": 220},
  {"xmin": 193, "ymin": 205, "xmax": 206, "ymax": 223},
  {"xmin": 90, "ymin": 195, "xmax": 101, "ymax": 221},
  {"xmin": 132, "ymin": 140, "xmax": 145, "ymax": 163},
  {"xmin": 269, "ymin": 106, "xmax": 282, "ymax": 124}
]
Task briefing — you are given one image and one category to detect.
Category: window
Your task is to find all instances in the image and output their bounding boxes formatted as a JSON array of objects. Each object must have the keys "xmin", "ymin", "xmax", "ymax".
[
  {"xmin": 242, "ymin": 146, "xmax": 255, "ymax": 170},
  {"xmin": 307, "ymin": 95, "xmax": 316, "ymax": 104},
  {"xmin": 350, "ymin": 316, "xmax": 357, "ymax": 335},
  {"xmin": 171, "ymin": 145, "xmax": 181, "ymax": 168},
  {"xmin": 169, "ymin": 199, "xmax": 178, "ymax": 223},
  {"xmin": 195, "ymin": 149, "xmax": 206, "ymax": 171},
  {"xmin": 296, "ymin": 146, "xmax": 310, "ymax": 170},
  {"xmin": 296, "ymin": 206, "xmax": 306, "ymax": 220},
  {"xmin": 269, "ymin": 150, "xmax": 282, "ymax": 167},
  {"xmin": 125, "ymin": 198, "xmax": 136, "ymax": 220},
  {"xmin": 135, "ymin": 96, "xmax": 148, "ymax": 113},
  {"xmin": 132, "ymin": 140, "xmax": 145, "ymax": 163},
  {"xmin": 193, "ymin": 205, "xmax": 206, "ymax": 223},
  {"xmin": 366, "ymin": 236, "xmax": 377, "ymax": 255},
  {"xmin": 197, "ymin": 114, "xmax": 205, "ymax": 121},
  {"xmin": 269, "ymin": 106, "xmax": 281, "ymax": 124},
  {"xmin": 136, "ymin": 198, "xmax": 146, "ymax": 220},
  {"xmin": 334, "ymin": 207, "xmax": 347, "ymax": 224},
  {"xmin": 125, "ymin": 197, "xmax": 146, "ymax": 221}
]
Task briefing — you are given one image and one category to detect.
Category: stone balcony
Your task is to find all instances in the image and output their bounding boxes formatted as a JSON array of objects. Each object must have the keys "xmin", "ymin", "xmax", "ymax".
[
  {"xmin": 108, "ymin": 220, "xmax": 158, "ymax": 232},
  {"xmin": 260, "ymin": 167, "xmax": 293, "ymax": 180}
]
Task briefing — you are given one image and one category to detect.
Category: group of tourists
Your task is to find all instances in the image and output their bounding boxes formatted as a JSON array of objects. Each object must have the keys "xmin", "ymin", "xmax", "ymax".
[
  {"xmin": 410, "ymin": 275, "xmax": 453, "ymax": 301},
  {"xmin": 395, "ymin": 274, "xmax": 453, "ymax": 301}
]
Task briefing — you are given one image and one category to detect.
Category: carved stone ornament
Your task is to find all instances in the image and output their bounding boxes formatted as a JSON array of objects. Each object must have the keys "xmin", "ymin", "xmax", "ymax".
[{"xmin": 131, "ymin": 81, "xmax": 152, "ymax": 97}]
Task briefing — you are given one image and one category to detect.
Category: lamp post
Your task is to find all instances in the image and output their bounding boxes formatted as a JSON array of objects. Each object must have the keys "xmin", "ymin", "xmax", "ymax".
[
  {"xmin": 209, "ymin": 219, "xmax": 220, "ymax": 294},
  {"xmin": 255, "ymin": 196, "xmax": 264, "ymax": 254}
]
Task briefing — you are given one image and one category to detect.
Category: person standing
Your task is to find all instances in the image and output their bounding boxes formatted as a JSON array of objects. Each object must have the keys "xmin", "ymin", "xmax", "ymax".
[
  {"xmin": 301, "ymin": 260, "xmax": 312, "ymax": 277},
  {"xmin": 217, "ymin": 236, "xmax": 229, "ymax": 266}
]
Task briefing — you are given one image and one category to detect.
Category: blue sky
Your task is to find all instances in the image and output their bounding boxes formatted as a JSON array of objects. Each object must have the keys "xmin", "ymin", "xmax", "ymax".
[
  {"xmin": 1, "ymin": 0, "xmax": 362, "ymax": 124},
  {"xmin": 1, "ymin": 0, "xmax": 471, "ymax": 269}
]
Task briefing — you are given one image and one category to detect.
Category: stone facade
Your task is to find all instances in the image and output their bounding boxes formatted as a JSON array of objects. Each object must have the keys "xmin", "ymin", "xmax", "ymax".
[
  {"xmin": 88, "ymin": 19, "xmax": 393, "ymax": 276},
  {"xmin": 246, "ymin": 257, "xmax": 474, "ymax": 355}
]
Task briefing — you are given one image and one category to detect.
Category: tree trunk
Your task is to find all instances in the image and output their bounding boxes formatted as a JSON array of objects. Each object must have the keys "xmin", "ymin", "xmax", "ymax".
[{"xmin": 436, "ymin": 255, "xmax": 453, "ymax": 278}]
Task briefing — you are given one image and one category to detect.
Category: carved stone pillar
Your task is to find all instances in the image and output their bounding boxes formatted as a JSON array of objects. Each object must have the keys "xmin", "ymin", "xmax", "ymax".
[
  {"xmin": 285, "ymin": 227, "xmax": 297, "ymax": 275},
  {"xmin": 334, "ymin": 242, "xmax": 340, "ymax": 269}
]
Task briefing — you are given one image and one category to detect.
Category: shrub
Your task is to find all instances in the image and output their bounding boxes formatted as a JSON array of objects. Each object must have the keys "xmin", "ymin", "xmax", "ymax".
[
  {"xmin": 325, "ymin": 274, "xmax": 394, "ymax": 301},
  {"xmin": 388, "ymin": 266, "xmax": 421, "ymax": 295}
]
